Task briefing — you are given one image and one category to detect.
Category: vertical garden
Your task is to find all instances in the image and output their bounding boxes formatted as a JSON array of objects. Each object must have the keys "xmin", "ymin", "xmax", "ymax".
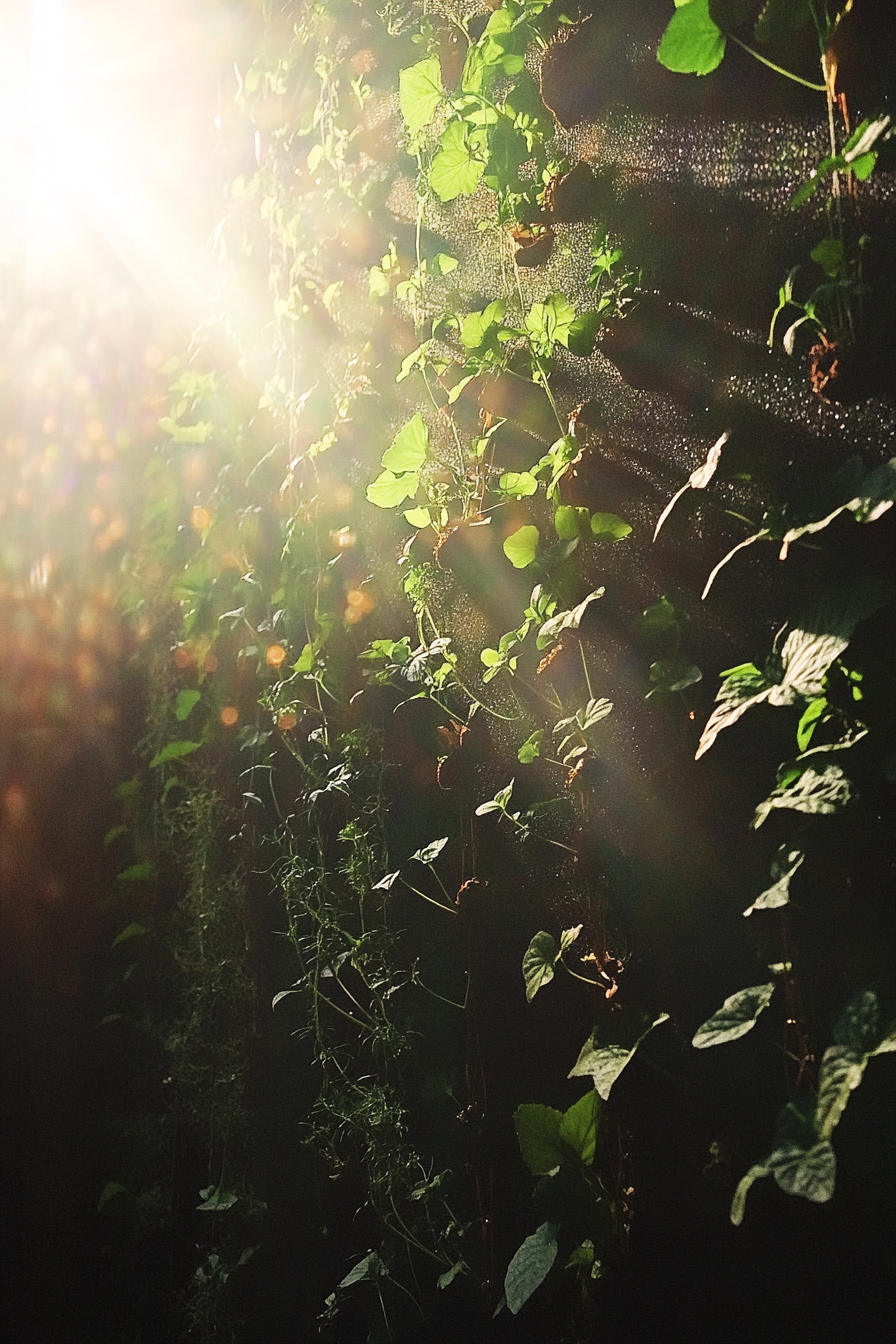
[{"xmin": 2, "ymin": 2, "xmax": 895, "ymax": 1341}]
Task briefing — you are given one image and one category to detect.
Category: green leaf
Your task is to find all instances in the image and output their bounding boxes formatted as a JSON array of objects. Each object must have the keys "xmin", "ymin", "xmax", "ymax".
[
  {"xmin": 403, "ymin": 506, "xmax": 432, "ymax": 529},
  {"xmin": 816, "ymin": 1044, "xmax": 866, "ymax": 1138},
  {"xmin": 743, "ymin": 845, "xmax": 804, "ymax": 916},
  {"xmin": 692, "ymin": 982, "xmax": 775, "ymax": 1047},
  {"xmin": 811, "ymin": 237, "xmax": 845, "ymax": 278},
  {"xmin": 115, "ymin": 862, "xmax": 155, "ymax": 882},
  {"xmin": 382, "ymin": 413, "xmax": 429, "ymax": 473},
  {"xmin": 197, "ymin": 1186, "xmax": 240, "ymax": 1212},
  {"xmin": 730, "ymin": 1161, "xmax": 771, "ymax": 1226},
  {"xmin": 112, "ymin": 921, "xmax": 150, "ymax": 948},
  {"xmin": 174, "ymin": 689, "xmax": 201, "ymax": 721},
  {"xmin": 503, "ymin": 524, "xmax": 540, "ymax": 569},
  {"xmin": 437, "ymin": 1261, "xmax": 464, "ymax": 1289},
  {"xmin": 399, "ymin": 56, "xmax": 444, "ymax": 137},
  {"xmin": 430, "ymin": 120, "xmax": 485, "ymax": 202},
  {"xmin": 554, "ymin": 505, "xmax": 590, "ymax": 541},
  {"xmin": 513, "ymin": 1104, "xmax": 566, "ymax": 1173},
  {"xmin": 537, "ymin": 589, "xmax": 604, "ymax": 648},
  {"xmin": 833, "ymin": 989, "xmax": 880, "ymax": 1056},
  {"xmin": 569, "ymin": 1013, "xmax": 669, "ymax": 1099},
  {"xmin": 752, "ymin": 763, "xmax": 852, "ymax": 829},
  {"xmin": 525, "ymin": 293, "xmax": 576, "ymax": 356},
  {"xmin": 658, "ymin": 0, "xmax": 727, "ymax": 75},
  {"xmin": 771, "ymin": 1140, "xmax": 836, "ymax": 1203},
  {"xmin": 504, "ymin": 1222, "xmax": 559, "ymax": 1315},
  {"xmin": 558, "ymin": 1090, "xmax": 600, "ymax": 1166},
  {"xmin": 796, "ymin": 696, "xmax": 828, "ymax": 751},
  {"xmin": 523, "ymin": 931, "xmax": 559, "ymax": 1001},
  {"xmin": 158, "ymin": 416, "xmax": 213, "ymax": 443},
  {"xmin": 499, "ymin": 471, "xmax": 538, "ymax": 499},
  {"xmin": 518, "ymin": 730, "xmax": 543, "ymax": 763},
  {"xmin": 566, "ymin": 311, "xmax": 604, "ymax": 358},
  {"xmin": 338, "ymin": 1252, "xmax": 384, "ymax": 1289},
  {"xmin": 98, "ymin": 1181, "xmax": 129, "ymax": 1212},
  {"xmin": 366, "ymin": 470, "xmax": 418, "ymax": 508},
  {"xmin": 411, "ymin": 837, "xmax": 449, "ymax": 864},
  {"xmin": 430, "ymin": 252, "xmax": 458, "ymax": 276},
  {"xmin": 460, "ymin": 298, "xmax": 508, "ymax": 352},
  {"xmin": 590, "ymin": 512, "xmax": 632, "ymax": 542},
  {"xmin": 149, "ymin": 739, "xmax": 202, "ymax": 768}
]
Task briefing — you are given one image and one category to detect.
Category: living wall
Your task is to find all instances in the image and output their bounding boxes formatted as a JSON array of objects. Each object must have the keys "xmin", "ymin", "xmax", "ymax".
[{"xmin": 3, "ymin": 2, "xmax": 895, "ymax": 1342}]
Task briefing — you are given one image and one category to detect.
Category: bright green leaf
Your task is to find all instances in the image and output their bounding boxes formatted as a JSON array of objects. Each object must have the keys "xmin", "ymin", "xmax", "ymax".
[
  {"xmin": 591, "ymin": 512, "xmax": 632, "ymax": 541},
  {"xmin": 503, "ymin": 524, "xmax": 540, "ymax": 569},
  {"xmin": 430, "ymin": 120, "xmax": 485, "ymax": 202},
  {"xmin": 658, "ymin": 0, "xmax": 727, "ymax": 75},
  {"xmin": 382, "ymin": 413, "xmax": 429, "ymax": 473},
  {"xmin": 558, "ymin": 1090, "xmax": 600, "ymax": 1166},
  {"xmin": 158, "ymin": 417, "xmax": 213, "ymax": 443},
  {"xmin": 518, "ymin": 730, "xmax": 543, "ymax": 763},
  {"xmin": 174, "ymin": 689, "xmax": 201, "ymax": 721},
  {"xmin": 499, "ymin": 472, "xmax": 538, "ymax": 499}
]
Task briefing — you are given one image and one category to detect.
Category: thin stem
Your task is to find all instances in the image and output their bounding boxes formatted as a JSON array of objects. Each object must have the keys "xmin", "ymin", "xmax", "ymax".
[
  {"xmin": 401, "ymin": 878, "xmax": 457, "ymax": 915},
  {"xmin": 579, "ymin": 640, "xmax": 594, "ymax": 701},
  {"xmin": 728, "ymin": 34, "xmax": 827, "ymax": 91}
]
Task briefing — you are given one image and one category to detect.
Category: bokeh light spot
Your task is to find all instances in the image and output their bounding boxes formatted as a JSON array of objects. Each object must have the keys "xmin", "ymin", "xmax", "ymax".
[
  {"xmin": 190, "ymin": 505, "xmax": 211, "ymax": 531},
  {"xmin": 221, "ymin": 705, "xmax": 239, "ymax": 726},
  {"xmin": 266, "ymin": 643, "xmax": 286, "ymax": 668}
]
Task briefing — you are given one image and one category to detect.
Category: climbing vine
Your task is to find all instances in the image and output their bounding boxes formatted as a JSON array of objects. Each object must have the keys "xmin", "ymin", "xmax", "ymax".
[{"xmin": 98, "ymin": 1, "xmax": 895, "ymax": 1338}]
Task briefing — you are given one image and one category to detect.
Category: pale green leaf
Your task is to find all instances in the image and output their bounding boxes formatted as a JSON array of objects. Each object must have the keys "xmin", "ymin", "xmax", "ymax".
[
  {"xmin": 569, "ymin": 1013, "xmax": 669, "ymax": 1100},
  {"xmin": 399, "ymin": 56, "xmax": 444, "ymax": 136},
  {"xmin": 366, "ymin": 470, "xmax": 418, "ymax": 508},
  {"xmin": 112, "ymin": 921, "xmax": 150, "ymax": 948},
  {"xmin": 499, "ymin": 471, "xmax": 538, "ymax": 499},
  {"xmin": 158, "ymin": 417, "xmax": 213, "ymax": 443},
  {"xmin": 692, "ymin": 982, "xmax": 775, "ymax": 1047},
  {"xmin": 403, "ymin": 506, "xmax": 432, "ymax": 529},
  {"xmin": 743, "ymin": 846, "xmax": 804, "ymax": 917},
  {"xmin": 816, "ymin": 1044, "xmax": 866, "ymax": 1138}
]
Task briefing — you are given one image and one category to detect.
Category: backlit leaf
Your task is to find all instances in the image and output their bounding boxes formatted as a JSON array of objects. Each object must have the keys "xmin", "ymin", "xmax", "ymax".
[
  {"xmin": 366, "ymin": 470, "xmax": 418, "ymax": 508},
  {"xmin": 569, "ymin": 1013, "xmax": 669, "ymax": 1099},
  {"xmin": 503, "ymin": 524, "xmax": 540, "ymax": 569},
  {"xmin": 399, "ymin": 56, "xmax": 444, "ymax": 137},
  {"xmin": 430, "ymin": 121, "xmax": 485, "ymax": 201},
  {"xmin": 743, "ymin": 845, "xmax": 804, "ymax": 916},
  {"xmin": 382, "ymin": 413, "xmax": 429, "ymax": 473}
]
